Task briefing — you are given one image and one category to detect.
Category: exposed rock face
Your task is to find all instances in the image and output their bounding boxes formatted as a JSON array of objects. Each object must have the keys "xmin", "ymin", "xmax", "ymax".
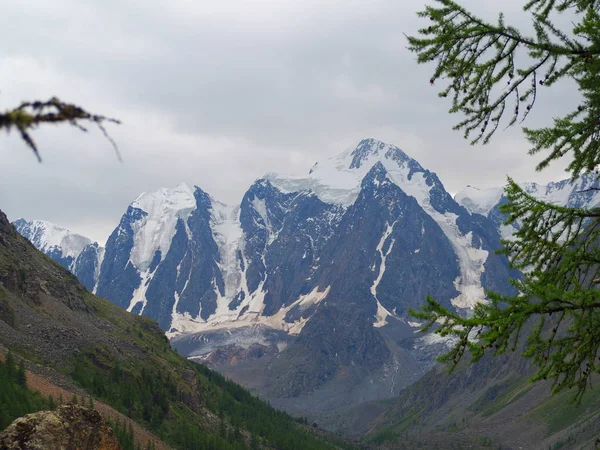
[{"xmin": 0, "ymin": 405, "xmax": 121, "ymax": 450}]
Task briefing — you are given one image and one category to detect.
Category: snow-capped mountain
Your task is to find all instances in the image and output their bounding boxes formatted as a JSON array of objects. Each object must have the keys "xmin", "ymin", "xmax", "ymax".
[
  {"xmin": 88, "ymin": 138, "xmax": 513, "ymax": 409},
  {"xmin": 12, "ymin": 219, "xmax": 104, "ymax": 292},
  {"xmin": 90, "ymin": 139, "xmax": 511, "ymax": 335},
  {"xmin": 455, "ymin": 173, "xmax": 600, "ymax": 238},
  {"xmin": 14, "ymin": 138, "xmax": 517, "ymax": 413}
]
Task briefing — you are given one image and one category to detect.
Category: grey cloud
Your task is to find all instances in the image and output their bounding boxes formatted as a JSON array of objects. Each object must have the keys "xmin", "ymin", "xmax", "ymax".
[{"xmin": 0, "ymin": 0, "xmax": 578, "ymax": 243}]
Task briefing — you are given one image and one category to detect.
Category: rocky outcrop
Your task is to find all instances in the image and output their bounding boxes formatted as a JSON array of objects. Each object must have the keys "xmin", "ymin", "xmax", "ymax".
[{"xmin": 0, "ymin": 405, "xmax": 121, "ymax": 450}]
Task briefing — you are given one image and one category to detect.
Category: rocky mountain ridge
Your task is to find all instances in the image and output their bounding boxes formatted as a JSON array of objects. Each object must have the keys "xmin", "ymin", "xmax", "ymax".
[{"xmin": 12, "ymin": 138, "xmax": 516, "ymax": 413}]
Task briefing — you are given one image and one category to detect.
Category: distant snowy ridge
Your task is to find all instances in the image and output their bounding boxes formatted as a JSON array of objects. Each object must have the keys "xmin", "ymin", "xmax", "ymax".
[
  {"xmin": 455, "ymin": 173, "xmax": 600, "ymax": 215},
  {"xmin": 455, "ymin": 173, "xmax": 600, "ymax": 242},
  {"xmin": 454, "ymin": 186, "xmax": 504, "ymax": 217},
  {"xmin": 13, "ymin": 219, "xmax": 92, "ymax": 260},
  {"xmin": 13, "ymin": 218, "xmax": 104, "ymax": 293}
]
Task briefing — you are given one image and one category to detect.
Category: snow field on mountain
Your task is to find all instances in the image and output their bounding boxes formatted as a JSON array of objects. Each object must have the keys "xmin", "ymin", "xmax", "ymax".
[
  {"xmin": 210, "ymin": 201, "xmax": 246, "ymax": 299},
  {"xmin": 127, "ymin": 270, "xmax": 154, "ymax": 314},
  {"xmin": 129, "ymin": 182, "xmax": 196, "ymax": 271}
]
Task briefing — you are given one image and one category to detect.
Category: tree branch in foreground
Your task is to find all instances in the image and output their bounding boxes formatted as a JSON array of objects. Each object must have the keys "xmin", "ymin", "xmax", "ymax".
[{"xmin": 0, "ymin": 97, "xmax": 121, "ymax": 162}]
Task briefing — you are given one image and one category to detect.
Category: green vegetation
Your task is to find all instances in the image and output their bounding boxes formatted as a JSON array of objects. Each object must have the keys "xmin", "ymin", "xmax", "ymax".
[
  {"xmin": 408, "ymin": 0, "xmax": 600, "ymax": 401},
  {"xmin": 469, "ymin": 378, "xmax": 533, "ymax": 417},
  {"xmin": 110, "ymin": 419, "xmax": 136, "ymax": 450},
  {"xmin": 0, "ymin": 352, "xmax": 56, "ymax": 432},
  {"xmin": 529, "ymin": 378, "xmax": 600, "ymax": 434},
  {"xmin": 366, "ymin": 425, "xmax": 400, "ymax": 446},
  {"xmin": 70, "ymin": 337, "xmax": 340, "ymax": 450},
  {"xmin": 110, "ymin": 418, "xmax": 158, "ymax": 450}
]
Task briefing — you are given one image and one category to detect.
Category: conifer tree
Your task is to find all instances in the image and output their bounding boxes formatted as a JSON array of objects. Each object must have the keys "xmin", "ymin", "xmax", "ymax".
[
  {"xmin": 16, "ymin": 360, "xmax": 26, "ymax": 388},
  {"xmin": 408, "ymin": 0, "xmax": 600, "ymax": 401},
  {"xmin": 5, "ymin": 352, "xmax": 15, "ymax": 381}
]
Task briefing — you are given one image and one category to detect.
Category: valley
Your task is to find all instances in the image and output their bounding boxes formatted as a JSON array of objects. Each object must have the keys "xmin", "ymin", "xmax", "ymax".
[{"xmin": 10, "ymin": 138, "xmax": 600, "ymax": 449}]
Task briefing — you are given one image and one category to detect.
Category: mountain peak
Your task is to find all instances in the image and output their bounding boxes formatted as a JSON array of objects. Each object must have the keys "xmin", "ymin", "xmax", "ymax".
[
  {"xmin": 361, "ymin": 161, "xmax": 389, "ymax": 186},
  {"xmin": 132, "ymin": 182, "xmax": 195, "ymax": 211},
  {"xmin": 349, "ymin": 138, "xmax": 410, "ymax": 169},
  {"xmin": 263, "ymin": 138, "xmax": 427, "ymax": 206}
]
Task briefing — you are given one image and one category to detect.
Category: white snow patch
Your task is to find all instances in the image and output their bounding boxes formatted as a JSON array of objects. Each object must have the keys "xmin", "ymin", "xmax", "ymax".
[
  {"xmin": 454, "ymin": 186, "xmax": 504, "ymax": 216},
  {"xmin": 371, "ymin": 221, "xmax": 398, "ymax": 327},
  {"xmin": 456, "ymin": 174, "xmax": 600, "ymax": 219},
  {"xmin": 251, "ymin": 197, "xmax": 269, "ymax": 228},
  {"xmin": 169, "ymin": 251, "xmax": 194, "ymax": 332},
  {"xmin": 419, "ymin": 332, "xmax": 458, "ymax": 348},
  {"xmin": 127, "ymin": 269, "xmax": 156, "ymax": 314},
  {"xmin": 167, "ymin": 286, "xmax": 330, "ymax": 338},
  {"xmin": 130, "ymin": 182, "xmax": 196, "ymax": 271},
  {"xmin": 92, "ymin": 247, "xmax": 105, "ymax": 294}
]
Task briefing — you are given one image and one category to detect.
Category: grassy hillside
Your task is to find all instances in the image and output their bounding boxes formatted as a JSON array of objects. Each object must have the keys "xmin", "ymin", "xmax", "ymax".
[
  {"xmin": 365, "ymin": 349, "xmax": 600, "ymax": 450},
  {"xmin": 0, "ymin": 209, "xmax": 350, "ymax": 450}
]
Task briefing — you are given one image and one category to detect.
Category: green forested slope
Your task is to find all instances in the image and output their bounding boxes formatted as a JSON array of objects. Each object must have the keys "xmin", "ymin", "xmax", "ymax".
[{"xmin": 0, "ymin": 352, "xmax": 57, "ymax": 431}]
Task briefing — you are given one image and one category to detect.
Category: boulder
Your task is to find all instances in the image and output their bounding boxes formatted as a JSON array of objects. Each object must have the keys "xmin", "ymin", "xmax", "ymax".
[{"xmin": 0, "ymin": 404, "xmax": 121, "ymax": 450}]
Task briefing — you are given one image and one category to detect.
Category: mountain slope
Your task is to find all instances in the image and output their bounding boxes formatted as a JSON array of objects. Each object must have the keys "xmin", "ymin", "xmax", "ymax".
[
  {"xmin": 12, "ymin": 218, "xmax": 104, "ymax": 292},
  {"xmin": 365, "ymin": 348, "xmax": 600, "ymax": 450},
  {"xmin": 0, "ymin": 209, "xmax": 347, "ymax": 450}
]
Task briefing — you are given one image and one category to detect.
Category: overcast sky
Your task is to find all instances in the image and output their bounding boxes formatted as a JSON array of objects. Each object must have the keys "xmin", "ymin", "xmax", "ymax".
[{"xmin": 0, "ymin": 0, "xmax": 579, "ymax": 244}]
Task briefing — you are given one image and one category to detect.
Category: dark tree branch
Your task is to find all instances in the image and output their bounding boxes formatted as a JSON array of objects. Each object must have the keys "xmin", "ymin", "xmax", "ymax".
[{"xmin": 0, "ymin": 97, "xmax": 121, "ymax": 162}]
